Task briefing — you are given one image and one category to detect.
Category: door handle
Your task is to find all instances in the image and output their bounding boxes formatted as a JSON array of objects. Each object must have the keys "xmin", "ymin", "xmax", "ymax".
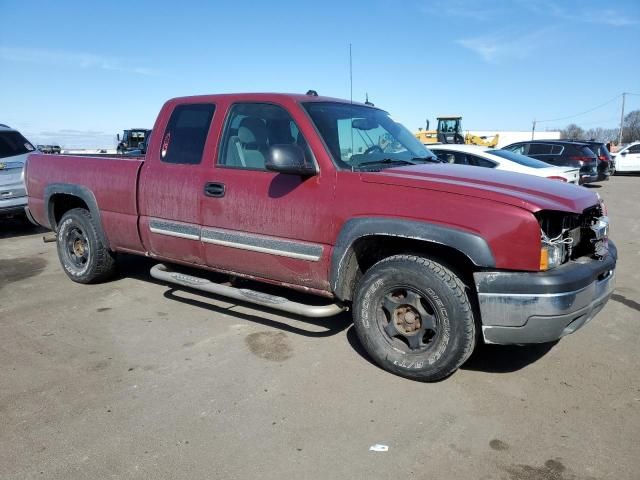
[{"xmin": 204, "ymin": 182, "xmax": 225, "ymax": 198}]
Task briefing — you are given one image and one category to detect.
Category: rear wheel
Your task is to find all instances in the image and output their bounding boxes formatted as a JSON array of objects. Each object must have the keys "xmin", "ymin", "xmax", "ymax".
[
  {"xmin": 353, "ymin": 254, "xmax": 476, "ymax": 381},
  {"xmin": 56, "ymin": 208, "xmax": 116, "ymax": 283}
]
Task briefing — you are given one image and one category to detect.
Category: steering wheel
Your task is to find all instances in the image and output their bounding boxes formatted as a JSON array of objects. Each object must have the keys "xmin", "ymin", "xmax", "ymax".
[{"xmin": 364, "ymin": 145, "xmax": 384, "ymax": 155}]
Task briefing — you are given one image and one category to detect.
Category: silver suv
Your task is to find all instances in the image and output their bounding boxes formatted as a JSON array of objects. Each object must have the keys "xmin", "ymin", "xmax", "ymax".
[{"xmin": 0, "ymin": 124, "xmax": 35, "ymax": 217}]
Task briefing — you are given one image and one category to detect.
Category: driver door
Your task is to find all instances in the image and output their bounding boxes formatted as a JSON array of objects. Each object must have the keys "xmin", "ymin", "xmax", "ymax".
[{"xmin": 199, "ymin": 101, "xmax": 336, "ymax": 291}]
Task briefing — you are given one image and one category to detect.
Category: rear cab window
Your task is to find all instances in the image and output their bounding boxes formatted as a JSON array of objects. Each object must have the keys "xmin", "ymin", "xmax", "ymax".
[{"xmin": 161, "ymin": 104, "xmax": 216, "ymax": 165}]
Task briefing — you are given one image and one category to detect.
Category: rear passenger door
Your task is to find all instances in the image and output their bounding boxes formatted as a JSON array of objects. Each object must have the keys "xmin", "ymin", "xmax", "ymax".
[{"xmin": 139, "ymin": 102, "xmax": 216, "ymax": 264}]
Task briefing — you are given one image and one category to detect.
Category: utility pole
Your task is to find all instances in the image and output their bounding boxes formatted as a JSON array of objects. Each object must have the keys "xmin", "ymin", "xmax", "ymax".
[
  {"xmin": 531, "ymin": 119, "xmax": 536, "ymax": 140},
  {"xmin": 349, "ymin": 43, "xmax": 353, "ymax": 104},
  {"xmin": 618, "ymin": 92, "xmax": 626, "ymax": 146}
]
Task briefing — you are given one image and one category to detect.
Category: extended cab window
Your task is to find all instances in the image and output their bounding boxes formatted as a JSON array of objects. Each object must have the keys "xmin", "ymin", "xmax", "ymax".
[
  {"xmin": 161, "ymin": 104, "xmax": 215, "ymax": 165},
  {"xmin": 219, "ymin": 103, "xmax": 312, "ymax": 170}
]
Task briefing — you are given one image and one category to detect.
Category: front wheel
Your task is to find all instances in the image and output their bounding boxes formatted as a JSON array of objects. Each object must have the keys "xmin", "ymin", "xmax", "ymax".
[
  {"xmin": 56, "ymin": 208, "xmax": 116, "ymax": 283},
  {"xmin": 353, "ymin": 255, "xmax": 476, "ymax": 381}
]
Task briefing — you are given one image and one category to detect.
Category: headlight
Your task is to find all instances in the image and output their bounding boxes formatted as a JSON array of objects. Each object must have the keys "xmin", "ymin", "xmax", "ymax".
[{"xmin": 540, "ymin": 243, "xmax": 565, "ymax": 271}]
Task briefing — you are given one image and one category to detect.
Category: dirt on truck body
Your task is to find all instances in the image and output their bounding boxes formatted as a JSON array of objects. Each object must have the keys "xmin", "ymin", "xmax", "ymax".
[{"xmin": 25, "ymin": 92, "xmax": 616, "ymax": 381}]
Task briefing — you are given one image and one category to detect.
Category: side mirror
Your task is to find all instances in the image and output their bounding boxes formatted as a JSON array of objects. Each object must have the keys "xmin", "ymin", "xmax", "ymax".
[
  {"xmin": 265, "ymin": 144, "xmax": 316, "ymax": 176},
  {"xmin": 117, "ymin": 134, "xmax": 121, "ymax": 141},
  {"xmin": 620, "ymin": 151, "xmax": 627, "ymax": 155}
]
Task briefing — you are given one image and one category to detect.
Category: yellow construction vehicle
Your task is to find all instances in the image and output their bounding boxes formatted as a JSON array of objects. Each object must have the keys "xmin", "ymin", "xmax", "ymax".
[{"xmin": 415, "ymin": 116, "xmax": 499, "ymax": 147}]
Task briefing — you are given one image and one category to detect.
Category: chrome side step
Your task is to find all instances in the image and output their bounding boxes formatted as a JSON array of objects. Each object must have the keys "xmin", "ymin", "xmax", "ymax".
[{"xmin": 150, "ymin": 264, "xmax": 346, "ymax": 318}]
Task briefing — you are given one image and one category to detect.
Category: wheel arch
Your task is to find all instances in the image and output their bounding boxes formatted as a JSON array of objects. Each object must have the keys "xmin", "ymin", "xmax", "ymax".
[
  {"xmin": 330, "ymin": 218, "xmax": 495, "ymax": 301},
  {"xmin": 44, "ymin": 183, "xmax": 110, "ymax": 249}
]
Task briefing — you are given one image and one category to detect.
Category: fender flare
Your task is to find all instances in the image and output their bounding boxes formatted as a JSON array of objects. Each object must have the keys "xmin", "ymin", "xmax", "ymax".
[
  {"xmin": 44, "ymin": 183, "xmax": 110, "ymax": 249},
  {"xmin": 330, "ymin": 217, "xmax": 495, "ymax": 300}
]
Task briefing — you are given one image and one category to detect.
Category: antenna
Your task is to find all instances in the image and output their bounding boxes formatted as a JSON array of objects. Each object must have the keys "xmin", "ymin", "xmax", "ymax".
[
  {"xmin": 365, "ymin": 93, "xmax": 374, "ymax": 107},
  {"xmin": 349, "ymin": 43, "xmax": 353, "ymax": 104}
]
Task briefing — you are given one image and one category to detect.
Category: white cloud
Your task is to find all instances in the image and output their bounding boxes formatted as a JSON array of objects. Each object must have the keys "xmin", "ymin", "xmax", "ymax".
[
  {"xmin": 582, "ymin": 9, "xmax": 638, "ymax": 27},
  {"xmin": 428, "ymin": 0, "xmax": 638, "ymax": 27},
  {"xmin": 0, "ymin": 46, "xmax": 157, "ymax": 76},
  {"xmin": 457, "ymin": 29, "xmax": 550, "ymax": 63},
  {"xmin": 516, "ymin": 1, "xmax": 638, "ymax": 27}
]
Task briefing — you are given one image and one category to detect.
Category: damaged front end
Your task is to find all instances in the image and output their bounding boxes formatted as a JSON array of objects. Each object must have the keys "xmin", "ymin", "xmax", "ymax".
[
  {"xmin": 474, "ymin": 197, "xmax": 616, "ymax": 345},
  {"xmin": 536, "ymin": 197, "xmax": 610, "ymax": 271}
]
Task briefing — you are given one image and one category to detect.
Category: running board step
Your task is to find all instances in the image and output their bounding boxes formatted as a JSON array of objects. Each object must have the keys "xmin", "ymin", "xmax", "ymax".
[{"xmin": 150, "ymin": 264, "xmax": 346, "ymax": 318}]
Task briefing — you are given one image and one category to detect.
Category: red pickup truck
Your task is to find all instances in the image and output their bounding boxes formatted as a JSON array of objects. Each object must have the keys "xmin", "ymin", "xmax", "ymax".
[{"xmin": 25, "ymin": 92, "xmax": 616, "ymax": 381}]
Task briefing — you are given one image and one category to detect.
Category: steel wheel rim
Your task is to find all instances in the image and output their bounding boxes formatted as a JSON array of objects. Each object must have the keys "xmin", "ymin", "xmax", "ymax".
[
  {"xmin": 376, "ymin": 286, "xmax": 441, "ymax": 354},
  {"xmin": 64, "ymin": 226, "xmax": 90, "ymax": 270}
]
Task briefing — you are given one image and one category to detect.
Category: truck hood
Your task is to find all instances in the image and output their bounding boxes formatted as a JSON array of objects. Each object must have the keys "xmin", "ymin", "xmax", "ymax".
[{"xmin": 361, "ymin": 163, "xmax": 597, "ymax": 213}]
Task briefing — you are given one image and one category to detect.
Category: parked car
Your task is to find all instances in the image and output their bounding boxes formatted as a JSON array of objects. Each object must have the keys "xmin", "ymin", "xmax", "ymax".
[
  {"xmin": 0, "ymin": 124, "xmax": 35, "ymax": 217},
  {"xmin": 37, "ymin": 144, "xmax": 62, "ymax": 154},
  {"xmin": 581, "ymin": 140, "xmax": 614, "ymax": 178},
  {"xmin": 611, "ymin": 141, "xmax": 640, "ymax": 173},
  {"xmin": 502, "ymin": 140, "xmax": 606, "ymax": 184},
  {"xmin": 25, "ymin": 92, "xmax": 616, "ymax": 382},
  {"xmin": 429, "ymin": 144, "xmax": 580, "ymax": 184}
]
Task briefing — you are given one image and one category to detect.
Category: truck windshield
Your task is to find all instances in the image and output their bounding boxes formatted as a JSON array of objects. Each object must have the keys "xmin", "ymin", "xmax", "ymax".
[{"xmin": 303, "ymin": 102, "xmax": 435, "ymax": 170}]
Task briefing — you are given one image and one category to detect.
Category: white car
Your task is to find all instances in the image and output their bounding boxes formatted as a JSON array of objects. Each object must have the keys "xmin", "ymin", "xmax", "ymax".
[
  {"xmin": 612, "ymin": 142, "xmax": 640, "ymax": 173},
  {"xmin": 0, "ymin": 124, "xmax": 36, "ymax": 217},
  {"xmin": 428, "ymin": 144, "xmax": 580, "ymax": 184}
]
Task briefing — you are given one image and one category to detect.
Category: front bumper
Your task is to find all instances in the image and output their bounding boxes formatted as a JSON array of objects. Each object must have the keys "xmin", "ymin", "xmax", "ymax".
[{"xmin": 474, "ymin": 241, "xmax": 617, "ymax": 344}]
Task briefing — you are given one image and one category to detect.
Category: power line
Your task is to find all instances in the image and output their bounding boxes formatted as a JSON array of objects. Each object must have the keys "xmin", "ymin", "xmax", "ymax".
[{"xmin": 537, "ymin": 94, "xmax": 622, "ymax": 123}]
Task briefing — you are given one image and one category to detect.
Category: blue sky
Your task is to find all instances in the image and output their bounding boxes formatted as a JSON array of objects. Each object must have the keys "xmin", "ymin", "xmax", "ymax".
[{"xmin": 1, "ymin": 0, "xmax": 639, "ymax": 148}]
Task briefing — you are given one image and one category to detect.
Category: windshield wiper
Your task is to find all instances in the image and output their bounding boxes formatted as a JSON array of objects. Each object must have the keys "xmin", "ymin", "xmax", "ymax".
[
  {"xmin": 355, "ymin": 158, "xmax": 417, "ymax": 169},
  {"xmin": 411, "ymin": 156, "xmax": 440, "ymax": 163}
]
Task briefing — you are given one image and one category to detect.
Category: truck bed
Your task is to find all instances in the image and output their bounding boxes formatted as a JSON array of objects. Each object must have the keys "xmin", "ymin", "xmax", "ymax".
[{"xmin": 26, "ymin": 153, "xmax": 145, "ymax": 252}]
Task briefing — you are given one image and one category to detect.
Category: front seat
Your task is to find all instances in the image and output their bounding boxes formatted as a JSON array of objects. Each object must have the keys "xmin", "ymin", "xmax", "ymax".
[{"xmin": 235, "ymin": 117, "xmax": 269, "ymax": 169}]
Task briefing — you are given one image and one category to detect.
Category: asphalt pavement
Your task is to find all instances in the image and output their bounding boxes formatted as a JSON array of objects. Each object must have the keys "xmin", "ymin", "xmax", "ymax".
[{"xmin": 1, "ymin": 176, "xmax": 639, "ymax": 480}]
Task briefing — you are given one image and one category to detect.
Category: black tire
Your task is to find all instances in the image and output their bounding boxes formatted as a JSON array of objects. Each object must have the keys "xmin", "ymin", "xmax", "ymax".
[
  {"xmin": 353, "ymin": 254, "xmax": 476, "ymax": 381},
  {"xmin": 56, "ymin": 208, "xmax": 116, "ymax": 283}
]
